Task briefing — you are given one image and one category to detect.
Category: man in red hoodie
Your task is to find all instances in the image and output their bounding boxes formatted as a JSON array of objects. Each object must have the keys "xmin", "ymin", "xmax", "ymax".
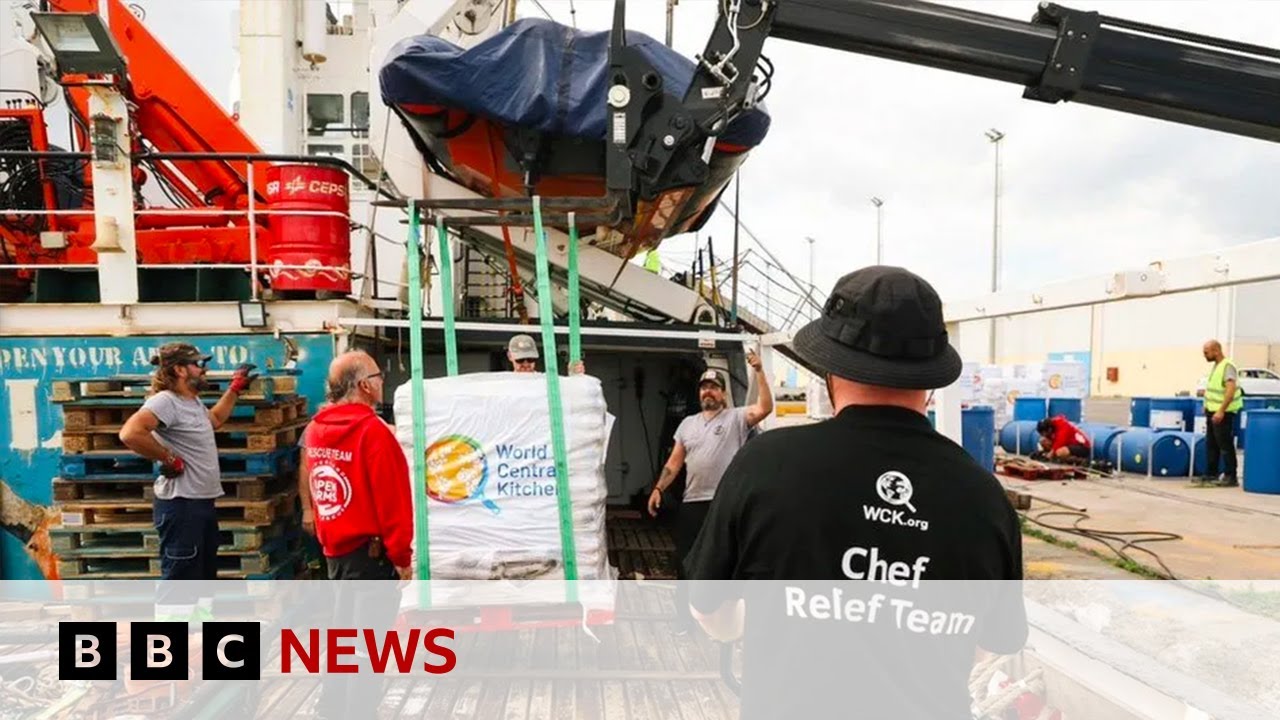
[
  {"xmin": 1036, "ymin": 415, "xmax": 1092, "ymax": 464},
  {"xmin": 300, "ymin": 350, "xmax": 413, "ymax": 580}
]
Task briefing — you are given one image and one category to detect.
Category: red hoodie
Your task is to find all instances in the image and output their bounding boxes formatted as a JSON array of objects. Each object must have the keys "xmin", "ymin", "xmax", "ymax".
[
  {"xmin": 301, "ymin": 403, "xmax": 413, "ymax": 567},
  {"xmin": 1046, "ymin": 415, "xmax": 1090, "ymax": 453}
]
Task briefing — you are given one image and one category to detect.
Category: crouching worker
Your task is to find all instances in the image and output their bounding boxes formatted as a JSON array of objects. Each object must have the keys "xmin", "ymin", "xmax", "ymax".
[
  {"xmin": 1036, "ymin": 415, "xmax": 1091, "ymax": 464},
  {"xmin": 300, "ymin": 351, "xmax": 414, "ymax": 720}
]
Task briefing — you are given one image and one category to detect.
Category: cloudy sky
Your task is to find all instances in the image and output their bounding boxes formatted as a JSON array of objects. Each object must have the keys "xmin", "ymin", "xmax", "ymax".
[{"xmin": 89, "ymin": 0, "xmax": 1280, "ymax": 310}]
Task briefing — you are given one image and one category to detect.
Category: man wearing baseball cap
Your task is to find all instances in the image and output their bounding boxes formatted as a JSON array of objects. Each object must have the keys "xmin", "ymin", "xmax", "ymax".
[
  {"xmin": 649, "ymin": 350, "xmax": 773, "ymax": 632},
  {"xmin": 507, "ymin": 333, "xmax": 584, "ymax": 375},
  {"xmin": 119, "ymin": 342, "xmax": 257, "ymax": 594},
  {"xmin": 684, "ymin": 267, "xmax": 1026, "ymax": 718}
]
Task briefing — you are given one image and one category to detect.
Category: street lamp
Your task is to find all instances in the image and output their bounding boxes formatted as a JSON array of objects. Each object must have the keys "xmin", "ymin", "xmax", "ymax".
[
  {"xmin": 30, "ymin": 13, "xmax": 127, "ymax": 77},
  {"xmin": 985, "ymin": 128, "xmax": 1005, "ymax": 364},
  {"xmin": 870, "ymin": 197, "xmax": 884, "ymax": 265}
]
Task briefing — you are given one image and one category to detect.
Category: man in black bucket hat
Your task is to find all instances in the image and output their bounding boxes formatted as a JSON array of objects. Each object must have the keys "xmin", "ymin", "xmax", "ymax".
[{"xmin": 685, "ymin": 267, "xmax": 1027, "ymax": 720}]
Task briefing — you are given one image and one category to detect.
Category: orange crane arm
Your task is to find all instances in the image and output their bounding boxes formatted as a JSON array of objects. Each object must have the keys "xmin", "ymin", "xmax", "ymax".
[{"xmin": 51, "ymin": 0, "xmax": 268, "ymax": 207}]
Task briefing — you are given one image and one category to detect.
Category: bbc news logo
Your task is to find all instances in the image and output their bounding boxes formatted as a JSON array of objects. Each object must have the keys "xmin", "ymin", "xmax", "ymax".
[
  {"xmin": 59, "ymin": 622, "xmax": 261, "ymax": 681},
  {"xmin": 59, "ymin": 622, "xmax": 458, "ymax": 680}
]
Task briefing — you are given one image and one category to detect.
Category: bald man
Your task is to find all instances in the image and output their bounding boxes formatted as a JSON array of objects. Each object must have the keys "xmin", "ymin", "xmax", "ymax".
[
  {"xmin": 1201, "ymin": 339, "xmax": 1241, "ymax": 486},
  {"xmin": 299, "ymin": 351, "xmax": 414, "ymax": 579}
]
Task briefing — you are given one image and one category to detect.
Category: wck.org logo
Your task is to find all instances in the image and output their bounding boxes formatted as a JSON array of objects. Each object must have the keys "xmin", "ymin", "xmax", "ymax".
[
  {"xmin": 863, "ymin": 471, "xmax": 930, "ymax": 532},
  {"xmin": 59, "ymin": 622, "xmax": 262, "ymax": 681}
]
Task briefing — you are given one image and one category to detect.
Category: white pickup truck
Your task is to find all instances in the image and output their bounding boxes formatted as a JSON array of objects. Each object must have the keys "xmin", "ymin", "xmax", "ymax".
[{"xmin": 1196, "ymin": 367, "xmax": 1280, "ymax": 397}]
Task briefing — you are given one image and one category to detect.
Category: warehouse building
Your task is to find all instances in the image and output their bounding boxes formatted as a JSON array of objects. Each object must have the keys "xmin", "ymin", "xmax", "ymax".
[{"xmin": 956, "ymin": 278, "xmax": 1280, "ymax": 398}]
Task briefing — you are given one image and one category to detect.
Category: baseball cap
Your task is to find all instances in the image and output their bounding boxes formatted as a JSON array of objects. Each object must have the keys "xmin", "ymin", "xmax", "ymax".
[
  {"xmin": 151, "ymin": 342, "xmax": 212, "ymax": 368},
  {"xmin": 698, "ymin": 370, "xmax": 725, "ymax": 389},
  {"xmin": 508, "ymin": 334, "xmax": 539, "ymax": 361}
]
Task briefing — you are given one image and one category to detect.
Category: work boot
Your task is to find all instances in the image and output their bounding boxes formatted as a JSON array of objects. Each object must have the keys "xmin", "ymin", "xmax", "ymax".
[
  {"xmin": 1193, "ymin": 476, "xmax": 1214, "ymax": 487},
  {"xmin": 1215, "ymin": 475, "xmax": 1239, "ymax": 488}
]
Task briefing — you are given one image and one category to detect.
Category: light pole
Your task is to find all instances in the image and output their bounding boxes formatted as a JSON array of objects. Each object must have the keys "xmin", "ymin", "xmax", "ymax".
[
  {"xmin": 985, "ymin": 128, "xmax": 1005, "ymax": 364},
  {"xmin": 870, "ymin": 196, "xmax": 884, "ymax": 264}
]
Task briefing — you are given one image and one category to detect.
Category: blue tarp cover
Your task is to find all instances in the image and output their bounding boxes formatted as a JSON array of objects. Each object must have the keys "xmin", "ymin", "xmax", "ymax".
[{"xmin": 379, "ymin": 18, "xmax": 770, "ymax": 148}]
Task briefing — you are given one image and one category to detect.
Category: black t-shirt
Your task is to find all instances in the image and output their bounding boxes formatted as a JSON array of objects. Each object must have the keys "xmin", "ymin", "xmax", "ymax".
[{"xmin": 686, "ymin": 405, "xmax": 1027, "ymax": 720}]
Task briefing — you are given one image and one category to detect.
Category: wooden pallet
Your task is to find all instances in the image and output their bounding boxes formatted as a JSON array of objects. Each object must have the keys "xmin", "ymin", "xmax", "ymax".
[
  {"xmin": 54, "ymin": 472, "xmax": 293, "ymax": 503},
  {"xmin": 57, "ymin": 491, "xmax": 297, "ymax": 528},
  {"xmin": 63, "ymin": 418, "xmax": 309, "ymax": 454},
  {"xmin": 50, "ymin": 520, "xmax": 294, "ymax": 554},
  {"xmin": 56, "ymin": 550, "xmax": 305, "ymax": 581},
  {"xmin": 59, "ymin": 448, "xmax": 297, "ymax": 480},
  {"xmin": 52, "ymin": 374, "xmax": 298, "ymax": 403},
  {"xmin": 997, "ymin": 459, "xmax": 1085, "ymax": 481},
  {"xmin": 61, "ymin": 396, "xmax": 308, "ymax": 432},
  {"xmin": 56, "ymin": 536, "xmax": 300, "ymax": 578},
  {"xmin": 605, "ymin": 512, "xmax": 676, "ymax": 579}
]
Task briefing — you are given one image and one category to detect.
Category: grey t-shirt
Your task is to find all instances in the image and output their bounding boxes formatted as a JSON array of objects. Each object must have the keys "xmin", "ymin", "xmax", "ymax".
[
  {"xmin": 143, "ymin": 390, "xmax": 224, "ymax": 500},
  {"xmin": 674, "ymin": 406, "xmax": 752, "ymax": 503}
]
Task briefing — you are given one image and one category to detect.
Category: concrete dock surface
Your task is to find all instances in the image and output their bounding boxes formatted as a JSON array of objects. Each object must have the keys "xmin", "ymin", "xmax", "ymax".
[{"xmin": 1006, "ymin": 473, "xmax": 1280, "ymax": 580}]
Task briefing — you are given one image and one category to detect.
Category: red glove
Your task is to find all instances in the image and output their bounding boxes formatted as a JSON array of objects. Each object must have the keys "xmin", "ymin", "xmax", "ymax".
[
  {"xmin": 159, "ymin": 455, "xmax": 186, "ymax": 477},
  {"xmin": 228, "ymin": 363, "xmax": 258, "ymax": 395}
]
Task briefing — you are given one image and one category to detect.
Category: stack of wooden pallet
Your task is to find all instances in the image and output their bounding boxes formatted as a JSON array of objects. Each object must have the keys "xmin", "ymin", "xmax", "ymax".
[
  {"xmin": 49, "ymin": 372, "xmax": 309, "ymax": 580},
  {"xmin": 605, "ymin": 508, "xmax": 676, "ymax": 579}
]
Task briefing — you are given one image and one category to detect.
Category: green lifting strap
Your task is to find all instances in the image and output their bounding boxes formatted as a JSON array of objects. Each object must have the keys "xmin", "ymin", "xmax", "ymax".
[
  {"xmin": 531, "ymin": 196, "xmax": 580, "ymax": 592},
  {"xmin": 436, "ymin": 217, "xmax": 459, "ymax": 376},
  {"xmin": 407, "ymin": 202, "xmax": 432, "ymax": 595},
  {"xmin": 568, "ymin": 212, "xmax": 582, "ymax": 365}
]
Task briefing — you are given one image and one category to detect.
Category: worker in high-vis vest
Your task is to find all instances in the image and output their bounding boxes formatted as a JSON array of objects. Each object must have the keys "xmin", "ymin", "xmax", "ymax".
[{"xmin": 1200, "ymin": 339, "xmax": 1242, "ymax": 487}]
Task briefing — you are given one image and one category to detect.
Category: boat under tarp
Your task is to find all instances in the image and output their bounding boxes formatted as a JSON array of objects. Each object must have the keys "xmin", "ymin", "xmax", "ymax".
[{"xmin": 379, "ymin": 18, "xmax": 771, "ymax": 256}]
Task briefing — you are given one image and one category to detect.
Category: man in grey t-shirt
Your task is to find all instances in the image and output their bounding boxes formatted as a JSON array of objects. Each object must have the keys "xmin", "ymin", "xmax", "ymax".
[
  {"xmin": 119, "ymin": 342, "xmax": 256, "ymax": 586},
  {"xmin": 648, "ymin": 351, "xmax": 773, "ymax": 630}
]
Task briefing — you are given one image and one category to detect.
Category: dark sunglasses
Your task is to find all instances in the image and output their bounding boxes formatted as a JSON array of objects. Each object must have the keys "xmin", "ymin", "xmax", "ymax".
[
  {"xmin": 362, "ymin": 371, "xmax": 384, "ymax": 381},
  {"xmin": 187, "ymin": 358, "xmax": 209, "ymax": 369}
]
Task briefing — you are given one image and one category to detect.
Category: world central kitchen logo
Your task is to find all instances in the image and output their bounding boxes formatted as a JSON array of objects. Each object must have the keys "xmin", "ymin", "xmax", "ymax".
[{"xmin": 425, "ymin": 436, "xmax": 559, "ymax": 513}]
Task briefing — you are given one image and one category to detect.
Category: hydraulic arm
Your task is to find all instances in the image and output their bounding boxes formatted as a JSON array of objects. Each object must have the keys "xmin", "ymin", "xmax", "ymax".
[{"xmin": 607, "ymin": 0, "xmax": 1280, "ymax": 211}]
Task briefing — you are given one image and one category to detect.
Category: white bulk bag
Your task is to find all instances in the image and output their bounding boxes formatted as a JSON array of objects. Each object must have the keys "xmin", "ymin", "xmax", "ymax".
[{"xmin": 394, "ymin": 372, "xmax": 616, "ymax": 581}]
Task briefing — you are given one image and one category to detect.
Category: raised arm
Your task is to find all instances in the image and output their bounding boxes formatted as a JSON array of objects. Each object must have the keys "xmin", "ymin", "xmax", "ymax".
[
  {"xmin": 208, "ymin": 364, "xmax": 259, "ymax": 429},
  {"xmin": 743, "ymin": 351, "xmax": 773, "ymax": 428}
]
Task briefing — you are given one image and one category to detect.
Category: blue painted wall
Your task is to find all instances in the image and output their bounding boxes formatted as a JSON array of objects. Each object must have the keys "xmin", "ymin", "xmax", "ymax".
[{"xmin": 0, "ymin": 333, "xmax": 335, "ymax": 579}]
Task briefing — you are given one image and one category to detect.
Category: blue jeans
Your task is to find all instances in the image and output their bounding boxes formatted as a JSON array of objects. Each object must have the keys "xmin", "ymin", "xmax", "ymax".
[{"xmin": 154, "ymin": 497, "xmax": 220, "ymax": 580}]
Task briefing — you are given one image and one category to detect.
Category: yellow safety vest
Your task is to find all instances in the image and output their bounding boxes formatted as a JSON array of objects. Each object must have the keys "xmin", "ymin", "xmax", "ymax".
[
  {"xmin": 644, "ymin": 250, "xmax": 661, "ymax": 274},
  {"xmin": 1205, "ymin": 358, "xmax": 1244, "ymax": 413}
]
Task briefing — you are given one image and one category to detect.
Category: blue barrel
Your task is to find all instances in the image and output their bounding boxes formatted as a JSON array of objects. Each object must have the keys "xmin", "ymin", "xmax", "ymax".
[
  {"xmin": 1078, "ymin": 423, "xmax": 1124, "ymax": 462},
  {"xmin": 1149, "ymin": 397, "xmax": 1189, "ymax": 430},
  {"xmin": 1243, "ymin": 409, "xmax": 1280, "ymax": 494},
  {"xmin": 1013, "ymin": 397, "xmax": 1048, "ymax": 422},
  {"xmin": 1239, "ymin": 397, "xmax": 1269, "ymax": 449},
  {"xmin": 999, "ymin": 421, "xmax": 1041, "ymax": 456},
  {"xmin": 1047, "ymin": 398, "xmax": 1083, "ymax": 422},
  {"xmin": 961, "ymin": 406, "xmax": 996, "ymax": 472},
  {"xmin": 1151, "ymin": 431, "xmax": 1205, "ymax": 477},
  {"xmin": 1182, "ymin": 398, "xmax": 1199, "ymax": 432},
  {"xmin": 1130, "ymin": 397, "xmax": 1152, "ymax": 427},
  {"xmin": 1112, "ymin": 429, "xmax": 1205, "ymax": 476},
  {"xmin": 1112, "ymin": 429, "xmax": 1156, "ymax": 473}
]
